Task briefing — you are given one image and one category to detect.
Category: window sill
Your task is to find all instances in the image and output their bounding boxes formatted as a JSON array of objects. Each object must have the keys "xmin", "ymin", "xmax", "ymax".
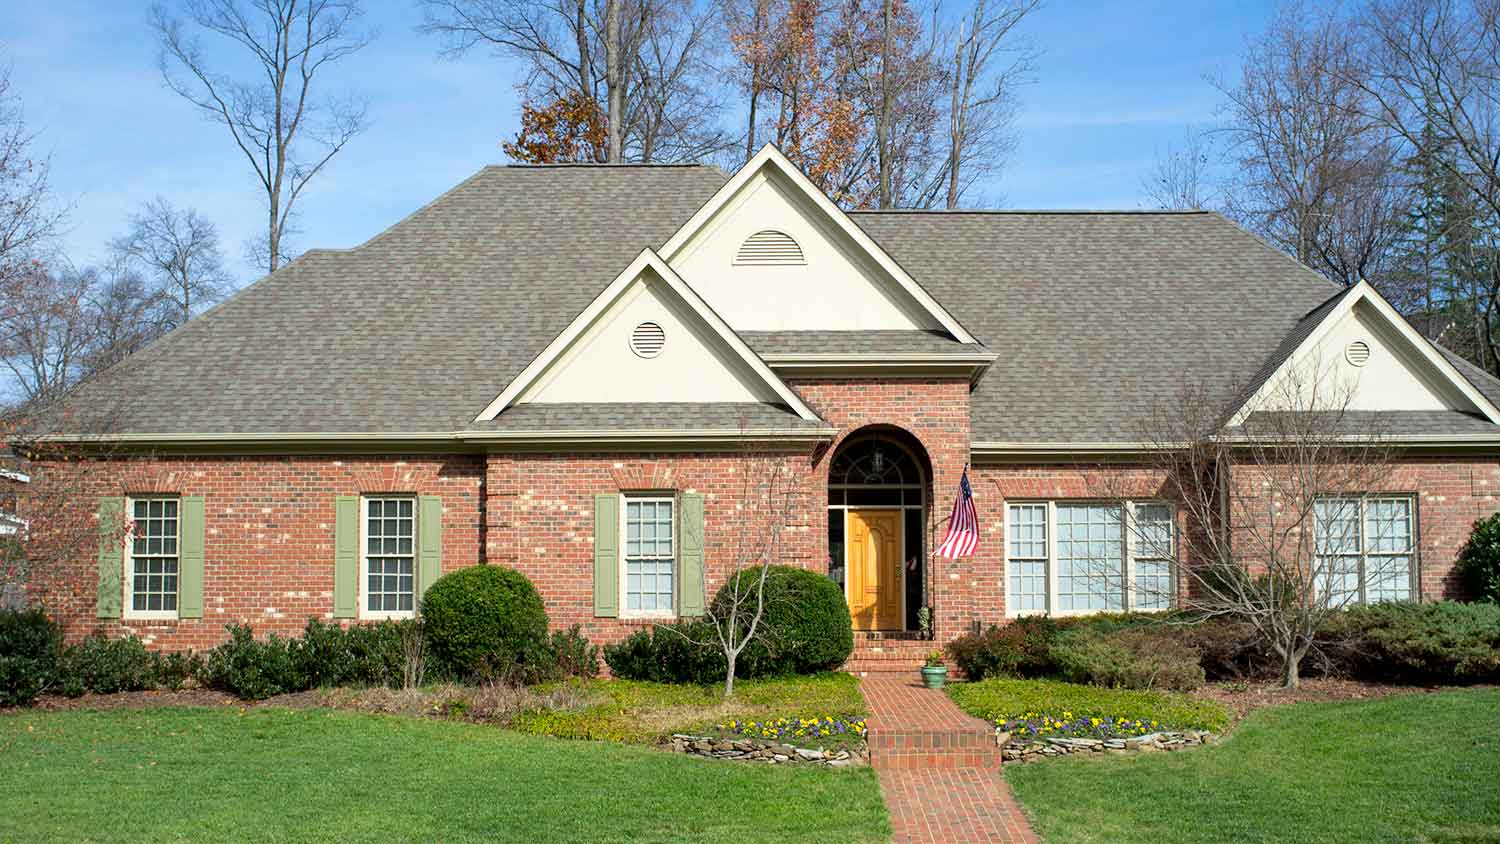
[
  {"xmin": 122, "ymin": 613, "xmax": 181, "ymax": 623},
  {"xmin": 359, "ymin": 611, "xmax": 416, "ymax": 622},
  {"xmin": 618, "ymin": 614, "xmax": 678, "ymax": 625}
]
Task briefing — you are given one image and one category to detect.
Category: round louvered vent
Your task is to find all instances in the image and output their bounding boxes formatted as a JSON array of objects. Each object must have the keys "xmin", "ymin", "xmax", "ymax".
[
  {"xmin": 630, "ymin": 322, "xmax": 666, "ymax": 358},
  {"xmin": 1345, "ymin": 339, "xmax": 1371, "ymax": 367},
  {"xmin": 735, "ymin": 229, "xmax": 806, "ymax": 265}
]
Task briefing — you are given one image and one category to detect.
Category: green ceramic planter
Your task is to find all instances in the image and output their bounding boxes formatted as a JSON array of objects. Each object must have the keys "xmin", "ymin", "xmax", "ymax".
[{"xmin": 920, "ymin": 665, "xmax": 947, "ymax": 689}]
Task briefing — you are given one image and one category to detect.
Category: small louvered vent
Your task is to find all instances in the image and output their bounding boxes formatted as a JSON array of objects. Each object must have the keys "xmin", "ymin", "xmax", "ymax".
[
  {"xmin": 1345, "ymin": 340, "xmax": 1371, "ymax": 367},
  {"xmin": 630, "ymin": 322, "xmax": 666, "ymax": 358},
  {"xmin": 735, "ymin": 229, "xmax": 806, "ymax": 266}
]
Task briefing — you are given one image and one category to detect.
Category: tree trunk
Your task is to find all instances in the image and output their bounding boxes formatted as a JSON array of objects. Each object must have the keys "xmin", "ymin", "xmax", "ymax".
[
  {"xmin": 724, "ymin": 650, "xmax": 737, "ymax": 698},
  {"xmin": 877, "ymin": 0, "xmax": 894, "ymax": 208},
  {"xmin": 605, "ymin": 0, "xmax": 625, "ymax": 162},
  {"xmin": 946, "ymin": 27, "xmax": 965, "ymax": 210},
  {"xmin": 575, "ymin": 0, "xmax": 593, "ymax": 103}
]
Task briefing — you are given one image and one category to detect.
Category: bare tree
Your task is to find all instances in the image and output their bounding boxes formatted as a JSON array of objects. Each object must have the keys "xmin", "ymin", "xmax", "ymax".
[
  {"xmin": 1143, "ymin": 125, "xmax": 1215, "ymax": 211},
  {"xmin": 941, "ymin": 0, "xmax": 1037, "ymax": 209},
  {"xmin": 1215, "ymin": 4, "xmax": 1407, "ymax": 285},
  {"xmin": 677, "ymin": 432, "xmax": 810, "ymax": 697},
  {"xmin": 152, "ymin": 0, "xmax": 371, "ymax": 274},
  {"xmin": 81, "ymin": 261, "xmax": 167, "ymax": 377},
  {"xmin": 1092, "ymin": 360, "xmax": 1395, "ymax": 689},
  {"xmin": 0, "ymin": 265, "xmax": 96, "ymax": 407},
  {"xmin": 0, "ymin": 68, "xmax": 64, "ymax": 292},
  {"xmin": 111, "ymin": 197, "xmax": 233, "ymax": 331},
  {"xmin": 1356, "ymin": 0, "xmax": 1500, "ymax": 371}
]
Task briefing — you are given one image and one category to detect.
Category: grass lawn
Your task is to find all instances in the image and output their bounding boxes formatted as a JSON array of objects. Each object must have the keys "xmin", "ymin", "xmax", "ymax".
[
  {"xmin": 0, "ymin": 706, "xmax": 889, "ymax": 844},
  {"xmin": 1006, "ymin": 688, "xmax": 1500, "ymax": 844},
  {"xmin": 947, "ymin": 678, "xmax": 1233, "ymax": 732}
]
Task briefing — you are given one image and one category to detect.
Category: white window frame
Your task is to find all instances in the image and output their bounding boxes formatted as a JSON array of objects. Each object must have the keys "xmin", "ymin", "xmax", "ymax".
[
  {"xmin": 619, "ymin": 493, "xmax": 678, "ymax": 619},
  {"xmin": 359, "ymin": 495, "xmax": 418, "ymax": 621},
  {"xmin": 123, "ymin": 495, "xmax": 181, "ymax": 621},
  {"xmin": 1004, "ymin": 500, "xmax": 1177, "ymax": 618},
  {"xmin": 1313, "ymin": 495, "xmax": 1418, "ymax": 606}
]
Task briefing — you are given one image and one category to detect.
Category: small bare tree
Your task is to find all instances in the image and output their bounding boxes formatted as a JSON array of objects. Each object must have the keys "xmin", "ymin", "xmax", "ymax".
[
  {"xmin": 1143, "ymin": 125, "xmax": 1215, "ymax": 211},
  {"xmin": 941, "ymin": 0, "xmax": 1038, "ymax": 209},
  {"xmin": 676, "ymin": 430, "xmax": 811, "ymax": 698},
  {"xmin": 1091, "ymin": 357, "xmax": 1396, "ymax": 688},
  {"xmin": 152, "ymin": 0, "xmax": 371, "ymax": 273},
  {"xmin": 0, "ymin": 66, "xmax": 64, "ymax": 291},
  {"xmin": 1110, "ymin": 361, "xmax": 1398, "ymax": 686}
]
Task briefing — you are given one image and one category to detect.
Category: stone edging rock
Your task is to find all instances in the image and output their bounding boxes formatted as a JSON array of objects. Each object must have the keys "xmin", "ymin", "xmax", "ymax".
[
  {"xmin": 668, "ymin": 734, "xmax": 868, "ymax": 767},
  {"xmin": 999, "ymin": 730, "xmax": 1217, "ymax": 762}
]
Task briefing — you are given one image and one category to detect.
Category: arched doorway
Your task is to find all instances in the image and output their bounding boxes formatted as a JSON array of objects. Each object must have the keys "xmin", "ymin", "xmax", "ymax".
[{"xmin": 827, "ymin": 431, "xmax": 928, "ymax": 632}]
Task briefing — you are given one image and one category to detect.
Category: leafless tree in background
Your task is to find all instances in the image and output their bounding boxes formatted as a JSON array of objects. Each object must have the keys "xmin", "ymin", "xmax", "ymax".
[
  {"xmin": 1356, "ymin": 0, "xmax": 1500, "ymax": 371},
  {"xmin": 153, "ymin": 0, "xmax": 371, "ymax": 274},
  {"xmin": 0, "ymin": 265, "xmax": 94, "ymax": 407},
  {"xmin": 1214, "ymin": 4, "xmax": 1406, "ymax": 285},
  {"xmin": 1143, "ymin": 125, "xmax": 1215, "ymax": 210},
  {"xmin": 942, "ymin": 0, "xmax": 1037, "ymax": 208},
  {"xmin": 111, "ymin": 197, "xmax": 233, "ymax": 332},
  {"xmin": 1091, "ymin": 362, "xmax": 1395, "ymax": 689},
  {"xmin": 0, "ymin": 68, "xmax": 64, "ymax": 292},
  {"xmin": 81, "ymin": 261, "xmax": 168, "ymax": 377}
]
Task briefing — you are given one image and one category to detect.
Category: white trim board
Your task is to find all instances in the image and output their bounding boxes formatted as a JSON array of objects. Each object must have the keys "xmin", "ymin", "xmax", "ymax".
[
  {"xmin": 474, "ymin": 248, "xmax": 820, "ymax": 422},
  {"xmin": 658, "ymin": 144, "xmax": 977, "ymax": 343},
  {"xmin": 1228, "ymin": 280, "xmax": 1500, "ymax": 426}
]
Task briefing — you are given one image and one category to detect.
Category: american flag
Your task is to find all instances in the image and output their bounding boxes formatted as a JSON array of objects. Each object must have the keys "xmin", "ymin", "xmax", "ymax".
[{"xmin": 936, "ymin": 466, "xmax": 979, "ymax": 559}]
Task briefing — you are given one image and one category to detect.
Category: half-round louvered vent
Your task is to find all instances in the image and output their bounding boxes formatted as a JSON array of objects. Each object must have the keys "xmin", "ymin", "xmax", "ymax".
[
  {"xmin": 630, "ymin": 322, "xmax": 666, "ymax": 358},
  {"xmin": 1345, "ymin": 339, "xmax": 1371, "ymax": 367},
  {"xmin": 735, "ymin": 229, "xmax": 806, "ymax": 266}
]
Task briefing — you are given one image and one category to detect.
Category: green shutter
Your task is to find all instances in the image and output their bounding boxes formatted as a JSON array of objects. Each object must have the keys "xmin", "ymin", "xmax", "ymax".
[
  {"xmin": 96, "ymin": 497, "xmax": 124, "ymax": 619},
  {"xmin": 593, "ymin": 493, "xmax": 619, "ymax": 618},
  {"xmin": 418, "ymin": 495, "xmax": 443, "ymax": 601},
  {"xmin": 334, "ymin": 496, "xmax": 358, "ymax": 619},
  {"xmin": 679, "ymin": 493, "xmax": 705, "ymax": 617},
  {"xmin": 178, "ymin": 496, "xmax": 206, "ymax": 618}
]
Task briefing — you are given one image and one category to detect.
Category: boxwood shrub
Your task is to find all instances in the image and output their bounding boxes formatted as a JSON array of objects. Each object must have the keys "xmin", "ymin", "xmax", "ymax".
[
  {"xmin": 716, "ymin": 566, "xmax": 853, "ymax": 677},
  {"xmin": 0, "ymin": 608, "xmax": 62, "ymax": 707},
  {"xmin": 1457, "ymin": 513, "xmax": 1500, "ymax": 603},
  {"xmin": 421, "ymin": 565, "xmax": 549, "ymax": 681},
  {"xmin": 602, "ymin": 621, "xmax": 726, "ymax": 683},
  {"xmin": 1320, "ymin": 601, "xmax": 1500, "ymax": 683}
]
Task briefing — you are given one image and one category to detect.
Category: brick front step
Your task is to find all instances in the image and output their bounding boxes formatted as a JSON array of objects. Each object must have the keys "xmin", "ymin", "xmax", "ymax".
[
  {"xmin": 843, "ymin": 634, "xmax": 940, "ymax": 675},
  {"xmin": 859, "ymin": 677, "xmax": 1003, "ymax": 771}
]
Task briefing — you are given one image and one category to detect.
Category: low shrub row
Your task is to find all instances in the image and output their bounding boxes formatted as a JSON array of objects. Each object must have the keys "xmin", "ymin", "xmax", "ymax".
[
  {"xmin": 1, "ymin": 565, "xmax": 603, "ymax": 705},
  {"xmin": 947, "ymin": 601, "xmax": 1500, "ymax": 691},
  {"xmin": 602, "ymin": 566, "xmax": 854, "ymax": 684}
]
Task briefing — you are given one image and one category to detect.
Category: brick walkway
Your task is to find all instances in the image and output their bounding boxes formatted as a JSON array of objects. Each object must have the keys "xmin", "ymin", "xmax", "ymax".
[{"xmin": 861, "ymin": 677, "xmax": 1039, "ymax": 844}]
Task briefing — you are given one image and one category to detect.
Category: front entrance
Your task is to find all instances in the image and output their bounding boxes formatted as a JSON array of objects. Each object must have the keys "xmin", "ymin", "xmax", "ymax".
[
  {"xmin": 827, "ymin": 431, "xmax": 928, "ymax": 631},
  {"xmin": 847, "ymin": 509, "xmax": 904, "ymax": 631}
]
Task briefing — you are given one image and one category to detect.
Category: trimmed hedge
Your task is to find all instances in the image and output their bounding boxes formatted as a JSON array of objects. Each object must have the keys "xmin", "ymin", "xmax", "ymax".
[
  {"xmin": 1457, "ymin": 513, "xmax": 1500, "ymax": 604},
  {"xmin": 421, "ymin": 565, "xmax": 550, "ymax": 681},
  {"xmin": 716, "ymin": 566, "xmax": 854, "ymax": 678},
  {"xmin": 604, "ymin": 567, "xmax": 854, "ymax": 683},
  {"xmin": 1321, "ymin": 601, "xmax": 1500, "ymax": 683},
  {"xmin": 1051, "ymin": 625, "xmax": 1206, "ymax": 691}
]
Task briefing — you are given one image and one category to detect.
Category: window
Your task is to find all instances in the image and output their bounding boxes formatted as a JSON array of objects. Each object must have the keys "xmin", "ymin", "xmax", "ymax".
[
  {"xmin": 363, "ymin": 497, "xmax": 415, "ymax": 618},
  {"xmin": 127, "ymin": 497, "xmax": 179, "ymax": 617},
  {"xmin": 1005, "ymin": 500, "xmax": 1175, "ymax": 616},
  {"xmin": 1314, "ymin": 496, "xmax": 1415, "ymax": 605},
  {"xmin": 623, "ymin": 496, "xmax": 675, "ymax": 615}
]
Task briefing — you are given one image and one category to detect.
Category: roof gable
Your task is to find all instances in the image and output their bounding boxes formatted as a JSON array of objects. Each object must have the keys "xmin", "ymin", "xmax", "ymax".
[
  {"xmin": 660, "ymin": 145, "xmax": 977, "ymax": 341},
  {"xmin": 1228, "ymin": 280, "xmax": 1500, "ymax": 425},
  {"xmin": 476, "ymin": 249, "xmax": 819, "ymax": 422}
]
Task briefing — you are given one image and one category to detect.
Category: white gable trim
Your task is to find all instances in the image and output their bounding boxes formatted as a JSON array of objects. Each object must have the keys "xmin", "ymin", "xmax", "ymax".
[
  {"xmin": 659, "ymin": 144, "xmax": 978, "ymax": 344},
  {"xmin": 1228, "ymin": 280, "xmax": 1500, "ymax": 426},
  {"xmin": 474, "ymin": 248, "xmax": 820, "ymax": 422}
]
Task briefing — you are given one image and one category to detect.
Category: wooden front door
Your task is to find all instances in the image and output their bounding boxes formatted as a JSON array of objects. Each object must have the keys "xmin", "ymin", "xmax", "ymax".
[{"xmin": 847, "ymin": 509, "xmax": 903, "ymax": 631}]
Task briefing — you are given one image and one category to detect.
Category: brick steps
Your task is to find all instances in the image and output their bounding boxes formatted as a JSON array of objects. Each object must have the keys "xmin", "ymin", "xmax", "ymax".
[
  {"xmin": 859, "ymin": 676, "xmax": 1002, "ymax": 770},
  {"xmin": 843, "ymin": 632, "xmax": 937, "ymax": 676}
]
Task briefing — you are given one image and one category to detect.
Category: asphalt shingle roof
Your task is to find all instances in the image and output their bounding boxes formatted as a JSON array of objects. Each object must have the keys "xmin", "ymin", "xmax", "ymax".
[
  {"xmin": 49, "ymin": 167, "xmax": 1500, "ymax": 444},
  {"xmin": 850, "ymin": 210, "xmax": 1347, "ymax": 443}
]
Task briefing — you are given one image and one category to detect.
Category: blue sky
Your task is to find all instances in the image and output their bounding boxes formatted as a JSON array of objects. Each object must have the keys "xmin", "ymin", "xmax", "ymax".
[{"xmin": 1, "ymin": 1, "xmax": 1275, "ymax": 283}]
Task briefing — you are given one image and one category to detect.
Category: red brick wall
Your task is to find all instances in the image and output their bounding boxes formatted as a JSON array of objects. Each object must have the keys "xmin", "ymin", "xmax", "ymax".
[{"xmin": 29, "ymin": 454, "xmax": 483, "ymax": 650}]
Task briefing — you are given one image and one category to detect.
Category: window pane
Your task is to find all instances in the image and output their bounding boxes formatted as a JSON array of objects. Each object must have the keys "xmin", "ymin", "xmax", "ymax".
[
  {"xmin": 1007, "ymin": 504, "xmax": 1048, "ymax": 612},
  {"xmin": 622, "ymin": 497, "xmax": 675, "ymax": 612},
  {"xmin": 364, "ymin": 497, "xmax": 416, "ymax": 614},
  {"xmin": 1055, "ymin": 504, "xmax": 1123, "ymax": 611},
  {"xmin": 128, "ymin": 497, "xmax": 180, "ymax": 614}
]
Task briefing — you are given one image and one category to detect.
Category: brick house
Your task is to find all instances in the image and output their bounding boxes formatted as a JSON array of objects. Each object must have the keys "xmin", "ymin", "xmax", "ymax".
[{"xmin": 21, "ymin": 145, "xmax": 1500, "ymax": 665}]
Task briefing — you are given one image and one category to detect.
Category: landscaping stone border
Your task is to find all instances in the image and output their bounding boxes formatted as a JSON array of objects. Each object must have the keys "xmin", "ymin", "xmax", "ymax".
[
  {"xmin": 999, "ymin": 730, "xmax": 1217, "ymax": 762},
  {"xmin": 668, "ymin": 734, "xmax": 868, "ymax": 767}
]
